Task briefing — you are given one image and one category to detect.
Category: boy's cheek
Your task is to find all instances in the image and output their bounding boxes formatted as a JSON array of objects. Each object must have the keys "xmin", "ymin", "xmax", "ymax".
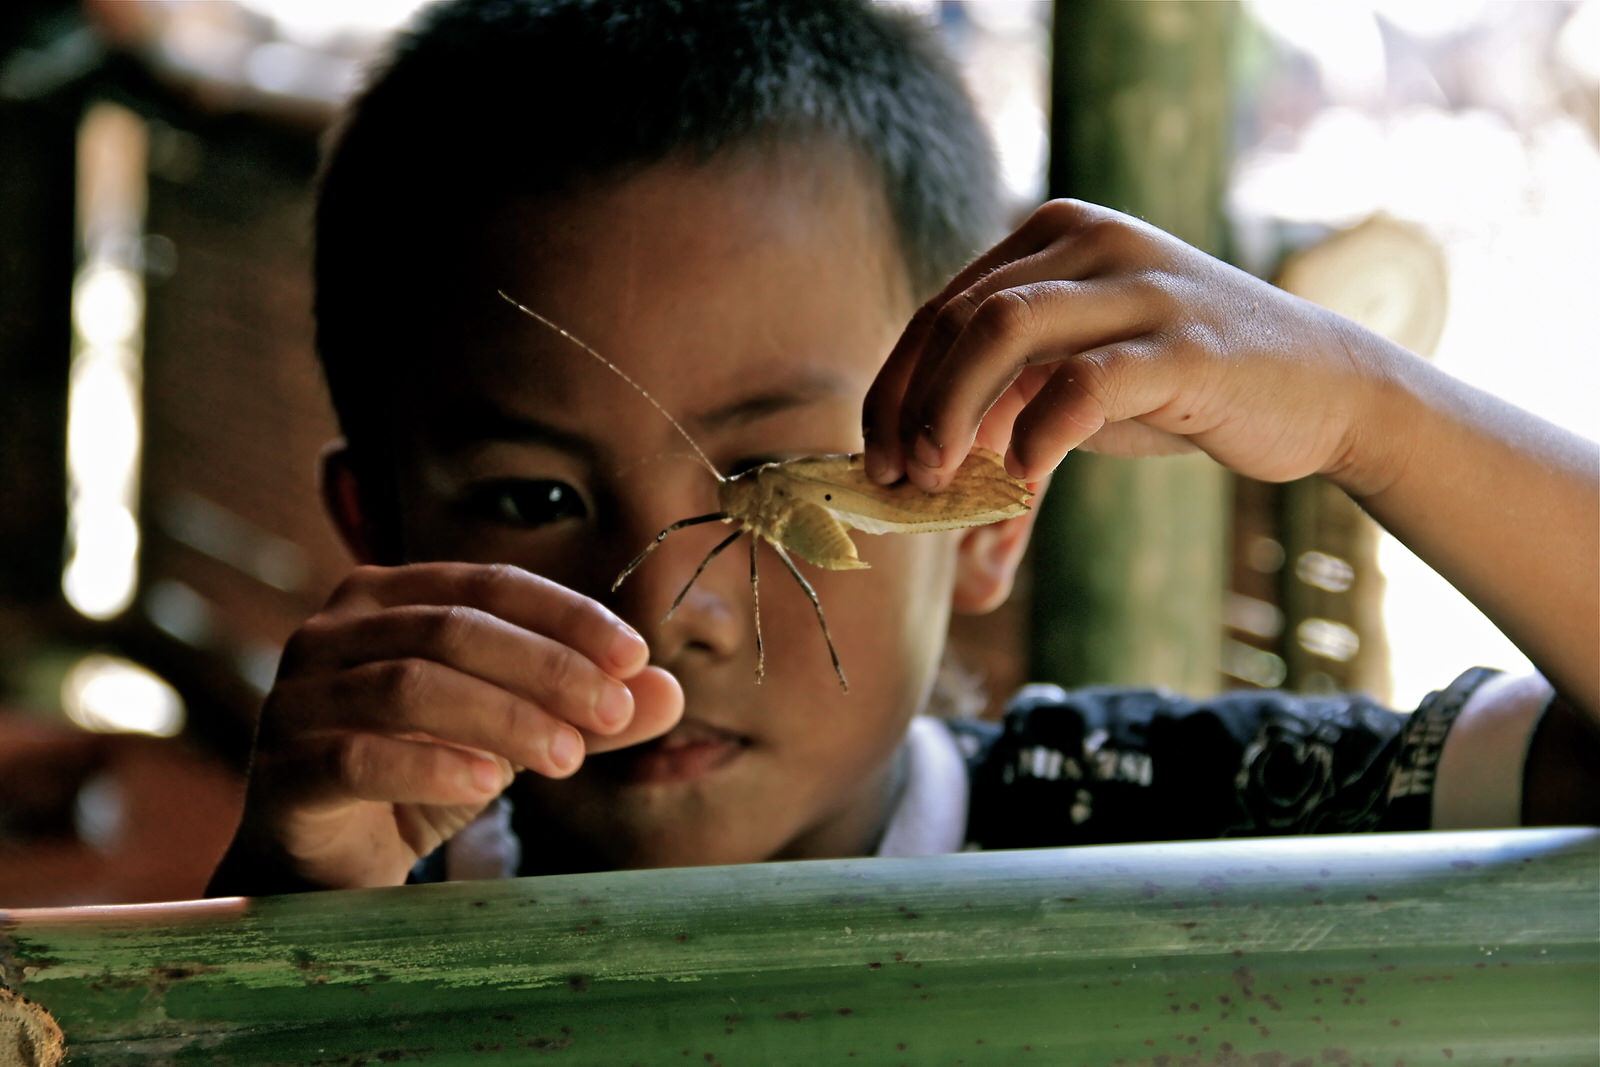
[
  {"xmin": 851, "ymin": 528, "xmax": 962, "ymax": 590},
  {"xmin": 817, "ymin": 532, "xmax": 960, "ymax": 665}
]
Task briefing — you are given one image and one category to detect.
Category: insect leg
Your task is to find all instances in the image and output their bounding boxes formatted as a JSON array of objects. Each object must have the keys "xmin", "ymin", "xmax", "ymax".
[
  {"xmin": 664, "ymin": 528, "xmax": 745, "ymax": 621},
  {"xmin": 750, "ymin": 535, "xmax": 763, "ymax": 685},
  {"xmin": 769, "ymin": 542, "xmax": 849, "ymax": 692},
  {"xmin": 612, "ymin": 512, "xmax": 729, "ymax": 591}
]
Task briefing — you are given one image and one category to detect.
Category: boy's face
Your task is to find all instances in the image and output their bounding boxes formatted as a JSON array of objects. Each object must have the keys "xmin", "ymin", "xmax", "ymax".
[{"xmin": 372, "ymin": 143, "xmax": 971, "ymax": 870}]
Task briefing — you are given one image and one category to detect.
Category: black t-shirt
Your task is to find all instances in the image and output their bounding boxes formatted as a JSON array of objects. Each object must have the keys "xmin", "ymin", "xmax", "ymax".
[{"xmin": 947, "ymin": 668, "xmax": 1492, "ymax": 850}]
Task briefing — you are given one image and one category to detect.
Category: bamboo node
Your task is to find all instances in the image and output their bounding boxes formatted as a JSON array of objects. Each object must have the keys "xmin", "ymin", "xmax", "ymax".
[{"xmin": 0, "ymin": 986, "xmax": 65, "ymax": 1067}]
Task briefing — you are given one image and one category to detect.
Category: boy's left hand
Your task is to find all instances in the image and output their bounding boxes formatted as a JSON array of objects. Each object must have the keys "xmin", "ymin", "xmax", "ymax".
[{"xmin": 862, "ymin": 199, "xmax": 1403, "ymax": 496}]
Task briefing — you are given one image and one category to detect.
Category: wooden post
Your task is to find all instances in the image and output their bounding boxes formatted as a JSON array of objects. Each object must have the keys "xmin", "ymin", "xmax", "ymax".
[{"xmin": 1031, "ymin": 0, "xmax": 1239, "ymax": 693}]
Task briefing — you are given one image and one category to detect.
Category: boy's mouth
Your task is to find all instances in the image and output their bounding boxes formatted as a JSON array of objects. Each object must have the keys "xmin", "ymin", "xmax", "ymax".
[{"xmin": 594, "ymin": 719, "xmax": 750, "ymax": 786}]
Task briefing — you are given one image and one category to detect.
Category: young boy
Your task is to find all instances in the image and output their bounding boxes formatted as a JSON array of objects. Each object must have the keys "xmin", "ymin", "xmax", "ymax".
[{"xmin": 209, "ymin": 0, "xmax": 1598, "ymax": 895}]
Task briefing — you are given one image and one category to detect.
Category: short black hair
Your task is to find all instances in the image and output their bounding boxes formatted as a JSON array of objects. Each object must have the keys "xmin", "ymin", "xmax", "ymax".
[{"xmin": 315, "ymin": 0, "xmax": 1000, "ymax": 457}]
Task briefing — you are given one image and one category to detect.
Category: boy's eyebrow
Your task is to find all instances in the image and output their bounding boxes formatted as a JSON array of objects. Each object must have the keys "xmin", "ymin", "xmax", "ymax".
[
  {"xmin": 687, "ymin": 372, "xmax": 848, "ymax": 433},
  {"xmin": 436, "ymin": 405, "xmax": 601, "ymax": 461},
  {"xmin": 438, "ymin": 370, "xmax": 849, "ymax": 453}
]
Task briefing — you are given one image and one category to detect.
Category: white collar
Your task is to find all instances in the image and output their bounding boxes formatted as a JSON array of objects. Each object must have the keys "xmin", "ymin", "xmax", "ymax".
[{"xmin": 875, "ymin": 715, "xmax": 970, "ymax": 857}]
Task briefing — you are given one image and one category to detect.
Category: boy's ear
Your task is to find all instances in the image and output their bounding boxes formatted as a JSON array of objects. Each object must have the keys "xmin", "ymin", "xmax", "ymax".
[
  {"xmin": 319, "ymin": 440, "xmax": 382, "ymax": 565},
  {"xmin": 951, "ymin": 476, "xmax": 1047, "ymax": 616}
]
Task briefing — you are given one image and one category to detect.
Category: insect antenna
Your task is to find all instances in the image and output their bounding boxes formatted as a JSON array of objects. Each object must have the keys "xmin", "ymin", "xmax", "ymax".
[
  {"xmin": 612, "ymin": 512, "xmax": 729, "ymax": 591},
  {"xmin": 769, "ymin": 542, "xmax": 849, "ymax": 692},
  {"xmin": 497, "ymin": 291, "xmax": 722, "ymax": 482},
  {"xmin": 664, "ymin": 528, "xmax": 745, "ymax": 620}
]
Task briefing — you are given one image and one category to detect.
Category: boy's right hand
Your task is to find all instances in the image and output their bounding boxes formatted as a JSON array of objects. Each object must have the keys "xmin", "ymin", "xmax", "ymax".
[
  {"xmin": 861, "ymin": 198, "xmax": 1403, "ymax": 496},
  {"xmin": 210, "ymin": 563, "xmax": 682, "ymax": 893}
]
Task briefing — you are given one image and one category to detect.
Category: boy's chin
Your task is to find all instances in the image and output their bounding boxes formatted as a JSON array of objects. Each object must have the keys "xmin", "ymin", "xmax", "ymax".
[
  {"xmin": 510, "ymin": 766, "xmax": 800, "ymax": 874},
  {"xmin": 545, "ymin": 819, "xmax": 784, "ymax": 874}
]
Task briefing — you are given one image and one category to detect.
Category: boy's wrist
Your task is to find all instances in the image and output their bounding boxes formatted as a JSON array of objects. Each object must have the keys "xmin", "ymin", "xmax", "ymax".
[
  {"xmin": 1315, "ymin": 318, "xmax": 1433, "ymax": 501},
  {"xmin": 205, "ymin": 826, "xmax": 335, "ymax": 898}
]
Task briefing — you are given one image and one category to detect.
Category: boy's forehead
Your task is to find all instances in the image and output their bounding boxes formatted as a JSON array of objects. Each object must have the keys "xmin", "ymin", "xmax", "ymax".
[
  {"xmin": 412, "ymin": 143, "xmax": 913, "ymax": 423},
  {"xmin": 456, "ymin": 144, "xmax": 910, "ymax": 318}
]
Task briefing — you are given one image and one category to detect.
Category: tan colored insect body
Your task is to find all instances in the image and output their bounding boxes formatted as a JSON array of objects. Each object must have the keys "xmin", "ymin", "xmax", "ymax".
[{"xmin": 498, "ymin": 291, "xmax": 1032, "ymax": 690}]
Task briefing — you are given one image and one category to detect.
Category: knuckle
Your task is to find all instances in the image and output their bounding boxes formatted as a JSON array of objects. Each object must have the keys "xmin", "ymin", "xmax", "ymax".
[
  {"xmin": 483, "ymin": 561, "xmax": 523, "ymax": 587},
  {"xmin": 929, "ymin": 291, "xmax": 983, "ymax": 350},
  {"xmin": 1070, "ymin": 347, "xmax": 1123, "ymax": 403},
  {"xmin": 1172, "ymin": 318, "xmax": 1223, "ymax": 360},
  {"xmin": 421, "ymin": 603, "xmax": 475, "ymax": 655},
  {"xmin": 556, "ymin": 591, "xmax": 603, "ymax": 648},
  {"xmin": 537, "ymin": 642, "xmax": 580, "ymax": 695},
  {"xmin": 971, "ymin": 288, "xmax": 1037, "ymax": 343},
  {"xmin": 1077, "ymin": 215, "xmax": 1135, "ymax": 260},
  {"xmin": 334, "ymin": 733, "xmax": 376, "ymax": 792},
  {"xmin": 332, "ymin": 564, "xmax": 385, "ymax": 603},
  {"xmin": 1032, "ymin": 197, "xmax": 1089, "ymax": 232},
  {"xmin": 374, "ymin": 657, "xmax": 431, "ymax": 706},
  {"xmin": 457, "ymin": 561, "xmax": 519, "ymax": 606}
]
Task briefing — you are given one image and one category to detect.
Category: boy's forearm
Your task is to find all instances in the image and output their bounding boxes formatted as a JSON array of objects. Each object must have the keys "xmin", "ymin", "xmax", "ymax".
[{"xmin": 1334, "ymin": 337, "xmax": 1600, "ymax": 719}]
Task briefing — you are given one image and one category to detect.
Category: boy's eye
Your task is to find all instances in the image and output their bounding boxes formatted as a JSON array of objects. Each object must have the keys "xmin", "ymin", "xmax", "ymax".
[{"xmin": 467, "ymin": 479, "xmax": 588, "ymax": 527}]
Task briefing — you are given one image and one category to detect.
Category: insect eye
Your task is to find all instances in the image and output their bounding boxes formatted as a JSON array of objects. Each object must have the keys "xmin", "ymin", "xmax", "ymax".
[{"xmin": 467, "ymin": 479, "xmax": 588, "ymax": 528}]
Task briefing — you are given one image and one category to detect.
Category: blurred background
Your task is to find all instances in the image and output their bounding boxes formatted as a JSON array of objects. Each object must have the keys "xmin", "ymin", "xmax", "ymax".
[{"xmin": 0, "ymin": 0, "xmax": 1594, "ymax": 906}]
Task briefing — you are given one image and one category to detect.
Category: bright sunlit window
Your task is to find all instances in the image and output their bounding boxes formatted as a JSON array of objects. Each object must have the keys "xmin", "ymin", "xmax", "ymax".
[{"xmin": 1235, "ymin": 0, "xmax": 1600, "ymax": 708}]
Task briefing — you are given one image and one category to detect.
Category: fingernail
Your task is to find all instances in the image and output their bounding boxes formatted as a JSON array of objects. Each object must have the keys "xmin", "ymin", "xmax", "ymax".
[
  {"xmin": 864, "ymin": 449, "xmax": 894, "ymax": 484},
  {"xmin": 907, "ymin": 463, "xmax": 941, "ymax": 492},
  {"xmin": 914, "ymin": 428, "xmax": 943, "ymax": 471},
  {"xmin": 607, "ymin": 623, "xmax": 647, "ymax": 672},
  {"xmin": 594, "ymin": 682, "xmax": 633, "ymax": 730},
  {"xmin": 469, "ymin": 757, "xmax": 505, "ymax": 795},
  {"xmin": 548, "ymin": 728, "xmax": 583, "ymax": 774}
]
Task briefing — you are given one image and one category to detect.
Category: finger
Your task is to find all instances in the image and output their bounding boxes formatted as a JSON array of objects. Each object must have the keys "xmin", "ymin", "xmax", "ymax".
[
  {"xmin": 273, "ymin": 659, "xmax": 590, "ymax": 778},
  {"xmin": 901, "ymin": 277, "xmax": 1155, "ymax": 489},
  {"xmin": 861, "ymin": 304, "xmax": 933, "ymax": 483},
  {"xmin": 970, "ymin": 363, "xmax": 1050, "ymax": 458},
  {"xmin": 325, "ymin": 563, "xmax": 649, "ymax": 677},
  {"xmin": 1068, "ymin": 419, "xmax": 1202, "ymax": 459},
  {"xmin": 1006, "ymin": 339, "xmax": 1194, "ymax": 480},
  {"xmin": 285, "ymin": 604, "xmax": 639, "ymax": 737},
  {"xmin": 580, "ymin": 665, "xmax": 685, "ymax": 754},
  {"xmin": 862, "ymin": 200, "xmax": 1105, "ymax": 483},
  {"xmin": 315, "ymin": 732, "xmax": 515, "ymax": 806}
]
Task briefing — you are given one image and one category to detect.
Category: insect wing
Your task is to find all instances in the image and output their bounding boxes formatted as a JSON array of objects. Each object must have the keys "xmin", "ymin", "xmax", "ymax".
[
  {"xmin": 774, "ymin": 499, "xmax": 873, "ymax": 571},
  {"xmin": 777, "ymin": 450, "xmax": 1031, "ymax": 535}
]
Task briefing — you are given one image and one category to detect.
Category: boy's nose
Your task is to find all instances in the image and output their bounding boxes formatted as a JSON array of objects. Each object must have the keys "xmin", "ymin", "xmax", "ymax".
[{"xmin": 608, "ymin": 511, "xmax": 747, "ymax": 673}]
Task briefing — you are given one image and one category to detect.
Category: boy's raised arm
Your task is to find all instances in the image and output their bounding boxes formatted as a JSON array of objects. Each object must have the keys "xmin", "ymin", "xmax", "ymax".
[{"xmin": 862, "ymin": 199, "xmax": 1599, "ymax": 727}]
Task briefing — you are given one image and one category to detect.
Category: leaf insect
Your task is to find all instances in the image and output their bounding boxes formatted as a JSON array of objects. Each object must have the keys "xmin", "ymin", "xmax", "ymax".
[{"xmin": 498, "ymin": 290, "xmax": 1032, "ymax": 691}]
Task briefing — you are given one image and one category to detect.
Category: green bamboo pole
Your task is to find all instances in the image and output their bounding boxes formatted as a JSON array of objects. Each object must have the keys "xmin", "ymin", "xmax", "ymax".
[
  {"xmin": 3, "ymin": 830, "xmax": 1595, "ymax": 1065},
  {"xmin": 1033, "ymin": 0, "xmax": 1238, "ymax": 694}
]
